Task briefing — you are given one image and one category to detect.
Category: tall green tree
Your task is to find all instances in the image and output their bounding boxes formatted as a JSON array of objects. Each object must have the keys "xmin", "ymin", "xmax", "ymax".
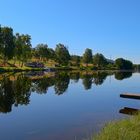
[
  {"xmin": 93, "ymin": 53, "xmax": 107, "ymax": 68},
  {"xmin": 55, "ymin": 43, "xmax": 70, "ymax": 66},
  {"xmin": 115, "ymin": 58, "xmax": 133, "ymax": 70},
  {"xmin": 35, "ymin": 44, "xmax": 49, "ymax": 61},
  {"xmin": 14, "ymin": 33, "xmax": 22, "ymax": 64},
  {"xmin": 21, "ymin": 34, "xmax": 32, "ymax": 67},
  {"xmin": 71, "ymin": 55, "xmax": 81, "ymax": 66},
  {"xmin": 0, "ymin": 26, "xmax": 15, "ymax": 65},
  {"xmin": 0, "ymin": 25, "xmax": 2, "ymax": 57},
  {"xmin": 82, "ymin": 48, "xmax": 93, "ymax": 66},
  {"xmin": 0, "ymin": 25, "xmax": 2, "ymax": 49},
  {"xmin": 14, "ymin": 34, "xmax": 32, "ymax": 67},
  {"xmin": 48, "ymin": 48, "xmax": 56, "ymax": 60}
]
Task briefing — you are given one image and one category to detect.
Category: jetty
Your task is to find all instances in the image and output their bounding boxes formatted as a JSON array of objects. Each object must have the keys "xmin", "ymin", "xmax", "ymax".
[{"xmin": 120, "ymin": 93, "xmax": 140, "ymax": 100}]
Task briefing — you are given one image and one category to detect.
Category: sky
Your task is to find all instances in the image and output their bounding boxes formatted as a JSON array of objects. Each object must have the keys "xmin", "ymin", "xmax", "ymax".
[{"xmin": 0, "ymin": 0, "xmax": 140, "ymax": 63}]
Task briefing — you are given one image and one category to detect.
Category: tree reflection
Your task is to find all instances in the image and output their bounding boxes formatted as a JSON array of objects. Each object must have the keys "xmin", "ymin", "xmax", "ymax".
[
  {"xmin": 54, "ymin": 72, "xmax": 70, "ymax": 95},
  {"xmin": 32, "ymin": 77, "xmax": 51, "ymax": 94},
  {"xmin": 13, "ymin": 74, "xmax": 31, "ymax": 106},
  {"xmin": 115, "ymin": 72, "xmax": 132, "ymax": 80},
  {"xmin": 69, "ymin": 72, "xmax": 80, "ymax": 83},
  {"xmin": 82, "ymin": 73, "xmax": 93, "ymax": 90},
  {"xmin": 92, "ymin": 72, "xmax": 108, "ymax": 85},
  {"xmin": 0, "ymin": 71, "xmax": 134, "ymax": 114},
  {"xmin": 0, "ymin": 76, "xmax": 14, "ymax": 113},
  {"xmin": 0, "ymin": 74, "xmax": 32, "ymax": 113}
]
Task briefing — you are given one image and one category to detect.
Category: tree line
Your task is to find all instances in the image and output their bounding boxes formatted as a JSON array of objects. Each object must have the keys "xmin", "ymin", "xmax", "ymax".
[{"xmin": 0, "ymin": 25, "xmax": 133, "ymax": 70}]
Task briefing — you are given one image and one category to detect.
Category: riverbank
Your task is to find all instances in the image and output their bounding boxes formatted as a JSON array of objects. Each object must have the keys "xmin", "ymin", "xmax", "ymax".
[
  {"xmin": 0, "ymin": 67, "xmax": 45, "ymax": 72},
  {"xmin": 0, "ymin": 65, "xmax": 136, "ymax": 73},
  {"xmin": 0, "ymin": 66, "xmax": 76, "ymax": 73},
  {"xmin": 93, "ymin": 113, "xmax": 140, "ymax": 140}
]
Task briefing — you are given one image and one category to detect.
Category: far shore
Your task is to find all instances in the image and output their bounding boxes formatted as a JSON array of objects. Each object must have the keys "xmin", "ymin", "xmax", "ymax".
[{"xmin": 0, "ymin": 66, "xmax": 136, "ymax": 73}]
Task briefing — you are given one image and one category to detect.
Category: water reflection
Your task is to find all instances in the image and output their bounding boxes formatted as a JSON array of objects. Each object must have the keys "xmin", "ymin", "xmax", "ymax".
[
  {"xmin": 81, "ymin": 73, "xmax": 93, "ymax": 90},
  {"xmin": 0, "ymin": 71, "xmax": 133, "ymax": 113},
  {"xmin": 54, "ymin": 72, "xmax": 70, "ymax": 95},
  {"xmin": 115, "ymin": 72, "xmax": 132, "ymax": 80},
  {"xmin": 92, "ymin": 72, "xmax": 108, "ymax": 85},
  {"xmin": 69, "ymin": 72, "xmax": 80, "ymax": 83},
  {"xmin": 119, "ymin": 107, "xmax": 139, "ymax": 115},
  {"xmin": 0, "ymin": 74, "xmax": 31, "ymax": 113},
  {"xmin": 32, "ymin": 77, "xmax": 54, "ymax": 94}
]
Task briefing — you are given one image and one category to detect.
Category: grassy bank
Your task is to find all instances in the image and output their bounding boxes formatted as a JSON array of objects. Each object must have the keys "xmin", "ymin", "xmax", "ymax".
[
  {"xmin": 0, "ymin": 66, "xmax": 135, "ymax": 73},
  {"xmin": 93, "ymin": 113, "xmax": 140, "ymax": 140},
  {"xmin": 0, "ymin": 59, "xmax": 135, "ymax": 73},
  {"xmin": 0, "ymin": 67, "xmax": 44, "ymax": 72},
  {"xmin": 0, "ymin": 66, "xmax": 77, "ymax": 73}
]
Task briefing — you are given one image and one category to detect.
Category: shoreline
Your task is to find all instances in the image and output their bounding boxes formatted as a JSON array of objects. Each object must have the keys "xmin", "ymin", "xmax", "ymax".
[
  {"xmin": 0, "ymin": 66, "xmax": 136, "ymax": 73},
  {"xmin": 93, "ymin": 113, "xmax": 140, "ymax": 140}
]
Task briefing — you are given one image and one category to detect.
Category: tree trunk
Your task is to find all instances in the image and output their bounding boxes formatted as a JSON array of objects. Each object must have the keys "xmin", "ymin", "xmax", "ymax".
[
  {"xmin": 21, "ymin": 61, "xmax": 24, "ymax": 67},
  {"xmin": 21, "ymin": 59, "xmax": 24, "ymax": 67},
  {"xmin": 13, "ymin": 57, "xmax": 16, "ymax": 65},
  {"xmin": 19, "ymin": 61, "xmax": 21, "ymax": 67},
  {"xmin": 3, "ymin": 56, "xmax": 7, "ymax": 66}
]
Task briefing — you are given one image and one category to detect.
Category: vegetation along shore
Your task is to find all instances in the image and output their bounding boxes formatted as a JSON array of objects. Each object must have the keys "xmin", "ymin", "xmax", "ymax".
[
  {"xmin": 93, "ymin": 113, "xmax": 140, "ymax": 140},
  {"xmin": 0, "ymin": 25, "xmax": 139, "ymax": 72}
]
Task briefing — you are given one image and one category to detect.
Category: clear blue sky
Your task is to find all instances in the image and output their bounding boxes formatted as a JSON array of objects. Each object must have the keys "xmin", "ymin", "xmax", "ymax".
[{"xmin": 1, "ymin": 0, "xmax": 140, "ymax": 63}]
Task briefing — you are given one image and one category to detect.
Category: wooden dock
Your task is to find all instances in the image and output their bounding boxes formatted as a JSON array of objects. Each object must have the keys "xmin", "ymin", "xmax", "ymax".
[{"xmin": 120, "ymin": 93, "xmax": 140, "ymax": 100}]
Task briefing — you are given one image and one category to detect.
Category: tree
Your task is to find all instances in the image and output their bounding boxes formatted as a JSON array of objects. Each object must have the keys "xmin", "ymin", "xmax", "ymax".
[
  {"xmin": 71, "ymin": 55, "xmax": 81, "ymax": 66},
  {"xmin": 14, "ymin": 34, "xmax": 32, "ymax": 67},
  {"xmin": 0, "ymin": 26, "xmax": 15, "ymax": 65},
  {"xmin": 82, "ymin": 48, "xmax": 93, "ymax": 66},
  {"xmin": 115, "ymin": 58, "xmax": 124, "ymax": 69},
  {"xmin": 55, "ymin": 43, "xmax": 70, "ymax": 66},
  {"xmin": 14, "ymin": 33, "xmax": 22, "ymax": 64},
  {"xmin": 48, "ymin": 48, "xmax": 56, "ymax": 60},
  {"xmin": 35, "ymin": 44, "xmax": 49, "ymax": 61},
  {"xmin": 115, "ymin": 72, "xmax": 132, "ymax": 80},
  {"xmin": 115, "ymin": 58, "xmax": 133, "ymax": 70},
  {"xmin": 0, "ymin": 25, "xmax": 2, "ymax": 49},
  {"xmin": 31, "ymin": 48, "xmax": 39, "ymax": 60},
  {"xmin": 20, "ymin": 34, "xmax": 32, "ymax": 67},
  {"xmin": 93, "ymin": 53, "xmax": 107, "ymax": 68},
  {"xmin": 15, "ymin": 34, "xmax": 32, "ymax": 67}
]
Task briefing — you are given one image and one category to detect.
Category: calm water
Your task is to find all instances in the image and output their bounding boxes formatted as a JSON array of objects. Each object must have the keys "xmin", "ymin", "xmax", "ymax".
[{"xmin": 0, "ymin": 71, "xmax": 140, "ymax": 140}]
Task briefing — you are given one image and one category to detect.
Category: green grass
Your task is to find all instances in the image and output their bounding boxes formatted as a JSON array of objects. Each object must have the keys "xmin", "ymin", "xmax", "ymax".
[
  {"xmin": 0, "ymin": 66, "xmax": 44, "ymax": 72},
  {"xmin": 93, "ymin": 113, "xmax": 140, "ymax": 140}
]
